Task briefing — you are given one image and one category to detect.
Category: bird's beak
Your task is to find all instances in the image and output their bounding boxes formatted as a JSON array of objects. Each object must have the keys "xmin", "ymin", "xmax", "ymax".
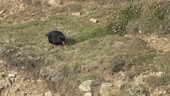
[{"xmin": 62, "ymin": 41, "xmax": 65, "ymax": 45}]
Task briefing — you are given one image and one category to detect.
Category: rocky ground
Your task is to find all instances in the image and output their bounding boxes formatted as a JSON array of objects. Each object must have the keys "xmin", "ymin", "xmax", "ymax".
[
  {"xmin": 0, "ymin": 34, "xmax": 170, "ymax": 96},
  {"xmin": 0, "ymin": 51, "xmax": 52, "ymax": 96}
]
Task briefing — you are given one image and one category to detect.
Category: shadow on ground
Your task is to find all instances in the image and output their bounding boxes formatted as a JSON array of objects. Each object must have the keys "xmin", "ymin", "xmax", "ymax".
[{"xmin": 66, "ymin": 38, "xmax": 77, "ymax": 45}]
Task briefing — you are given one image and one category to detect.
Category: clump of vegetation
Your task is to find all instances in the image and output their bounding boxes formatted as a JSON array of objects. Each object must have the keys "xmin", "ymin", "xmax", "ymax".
[
  {"xmin": 106, "ymin": 3, "xmax": 141, "ymax": 35},
  {"xmin": 145, "ymin": 74, "xmax": 170, "ymax": 87},
  {"xmin": 76, "ymin": 3, "xmax": 142, "ymax": 42},
  {"xmin": 143, "ymin": 1, "xmax": 170, "ymax": 34},
  {"xmin": 110, "ymin": 39, "xmax": 155, "ymax": 74},
  {"xmin": 151, "ymin": 52, "xmax": 170, "ymax": 73}
]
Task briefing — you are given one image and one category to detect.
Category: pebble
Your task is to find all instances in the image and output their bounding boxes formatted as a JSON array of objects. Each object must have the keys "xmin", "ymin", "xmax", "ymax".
[
  {"xmin": 8, "ymin": 73, "xmax": 16, "ymax": 78},
  {"xmin": 0, "ymin": 10, "xmax": 4, "ymax": 15},
  {"xmin": 100, "ymin": 83, "xmax": 113, "ymax": 95},
  {"xmin": 72, "ymin": 12, "xmax": 81, "ymax": 16},
  {"xmin": 79, "ymin": 80, "xmax": 93, "ymax": 92},
  {"xmin": 115, "ymin": 79, "xmax": 125, "ymax": 88},
  {"xmin": 44, "ymin": 91, "xmax": 54, "ymax": 96},
  {"xmin": 0, "ymin": 60, "xmax": 3, "ymax": 64},
  {"xmin": 84, "ymin": 92, "xmax": 92, "ymax": 96},
  {"xmin": 89, "ymin": 18, "xmax": 98, "ymax": 23}
]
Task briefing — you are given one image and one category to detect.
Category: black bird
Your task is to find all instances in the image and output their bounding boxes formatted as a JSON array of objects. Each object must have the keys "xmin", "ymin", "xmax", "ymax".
[{"xmin": 46, "ymin": 31, "xmax": 66, "ymax": 46}]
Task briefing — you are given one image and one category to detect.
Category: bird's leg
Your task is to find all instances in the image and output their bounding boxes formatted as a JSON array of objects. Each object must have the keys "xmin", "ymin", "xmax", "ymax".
[
  {"xmin": 51, "ymin": 44, "xmax": 55, "ymax": 49},
  {"xmin": 62, "ymin": 41, "xmax": 65, "ymax": 46}
]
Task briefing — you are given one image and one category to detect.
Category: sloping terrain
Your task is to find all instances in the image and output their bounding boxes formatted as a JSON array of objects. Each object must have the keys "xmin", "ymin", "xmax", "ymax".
[{"xmin": 0, "ymin": 0, "xmax": 170, "ymax": 96}]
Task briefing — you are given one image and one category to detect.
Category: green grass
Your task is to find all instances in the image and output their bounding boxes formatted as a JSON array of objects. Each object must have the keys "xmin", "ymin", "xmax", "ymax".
[
  {"xmin": 145, "ymin": 74, "xmax": 170, "ymax": 87},
  {"xmin": 143, "ymin": 1, "xmax": 170, "ymax": 34},
  {"xmin": 150, "ymin": 52, "xmax": 170, "ymax": 73}
]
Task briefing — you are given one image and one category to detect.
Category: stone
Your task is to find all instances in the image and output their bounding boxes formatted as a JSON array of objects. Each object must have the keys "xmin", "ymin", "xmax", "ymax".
[
  {"xmin": 72, "ymin": 12, "xmax": 81, "ymax": 16},
  {"xmin": 89, "ymin": 18, "xmax": 98, "ymax": 23},
  {"xmin": 18, "ymin": 4, "xmax": 26, "ymax": 12},
  {"xmin": 114, "ymin": 79, "xmax": 125, "ymax": 88},
  {"xmin": 139, "ymin": 30, "xmax": 142, "ymax": 34},
  {"xmin": 0, "ymin": 60, "xmax": 3, "ymax": 64},
  {"xmin": 0, "ymin": 82, "xmax": 4, "ymax": 92},
  {"xmin": 100, "ymin": 83, "xmax": 113, "ymax": 95},
  {"xmin": 84, "ymin": 92, "xmax": 92, "ymax": 96},
  {"xmin": 20, "ymin": 92, "xmax": 27, "ymax": 96},
  {"xmin": 79, "ymin": 80, "xmax": 93, "ymax": 92},
  {"xmin": 44, "ymin": 91, "xmax": 54, "ymax": 96},
  {"xmin": 133, "ymin": 74, "xmax": 145, "ymax": 86},
  {"xmin": 0, "ymin": 72, "xmax": 5, "ymax": 79},
  {"xmin": 48, "ymin": 0, "xmax": 63, "ymax": 7},
  {"xmin": 0, "ymin": 10, "xmax": 4, "ymax": 16},
  {"xmin": 8, "ymin": 73, "xmax": 16, "ymax": 78},
  {"xmin": 54, "ymin": 93, "xmax": 61, "ymax": 96}
]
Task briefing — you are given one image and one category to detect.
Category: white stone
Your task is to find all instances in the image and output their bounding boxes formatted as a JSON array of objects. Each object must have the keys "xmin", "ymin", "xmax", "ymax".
[
  {"xmin": 155, "ymin": 71, "xmax": 164, "ymax": 76},
  {"xmin": 79, "ymin": 80, "xmax": 93, "ymax": 92},
  {"xmin": 114, "ymin": 79, "xmax": 125, "ymax": 88},
  {"xmin": 72, "ymin": 12, "xmax": 81, "ymax": 16},
  {"xmin": 48, "ymin": 0, "xmax": 62, "ymax": 6},
  {"xmin": 84, "ymin": 92, "xmax": 92, "ymax": 96},
  {"xmin": 44, "ymin": 91, "xmax": 54, "ymax": 96},
  {"xmin": 8, "ymin": 74, "xmax": 16, "ymax": 78},
  {"xmin": 0, "ymin": 10, "xmax": 4, "ymax": 15},
  {"xmin": 100, "ymin": 83, "xmax": 113, "ymax": 95},
  {"xmin": 89, "ymin": 18, "xmax": 98, "ymax": 23}
]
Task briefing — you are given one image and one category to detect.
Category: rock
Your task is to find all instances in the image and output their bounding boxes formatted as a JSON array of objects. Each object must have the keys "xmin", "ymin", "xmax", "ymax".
[
  {"xmin": 139, "ymin": 30, "xmax": 142, "ymax": 34},
  {"xmin": 79, "ymin": 80, "xmax": 93, "ymax": 92},
  {"xmin": 0, "ymin": 60, "xmax": 3, "ymax": 64},
  {"xmin": 155, "ymin": 71, "xmax": 164, "ymax": 76},
  {"xmin": 44, "ymin": 91, "xmax": 54, "ymax": 96},
  {"xmin": 0, "ymin": 10, "xmax": 4, "ymax": 16},
  {"xmin": 89, "ymin": 18, "xmax": 98, "ymax": 23},
  {"xmin": 0, "ymin": 82, "xmax": 4, "ymax": 92},
  {"xmin": 0, "ymin": 72, "xmax": 5, "ymax": 79},
  {"xmin": 130, "ymin": 85, "xmax": 149, "ymax": 96},
  {"xmin": 100, "ymin": 83, "xmax": 113, "ymax": 95},
  {"xmin": 100, "ymin": 83, "xmax": 123, "ymax": 96},
  {"xmin": 114, "ymin": 79, "xmax": 125, "ymax": 88},
  {"xmin": 84, "ymin": 92, "xmax": 92, "ymax": 96},
  {"xmin": 48, "ymin": 0, "xmax": 63, "ymax": 7},
  {"xmin": 133, "ymin": 74, "xmax": 145, "ymax": 86},
  {"xmin": 54, "ymin": 93, "xmax": 61, "ymax": 96},
  {"xmin": 18, "ymin": 4, "xmax": 26, "ymax": 12},
  {"xmin": 37, "ymin": 93, "xmax": 44, "ymax": 96},
  {"xmin": 72, "ymin": 12, "xmax": 81, "ymax": 16},
  {"xmin": 8, "ymin": 73, "xmax": 16, "ymax": 78}
]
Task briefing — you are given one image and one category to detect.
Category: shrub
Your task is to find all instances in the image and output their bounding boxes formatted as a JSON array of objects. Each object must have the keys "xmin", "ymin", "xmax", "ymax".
[{"xmin": 106, "ymin": 4, "xmax": 141, "ymax": 35}]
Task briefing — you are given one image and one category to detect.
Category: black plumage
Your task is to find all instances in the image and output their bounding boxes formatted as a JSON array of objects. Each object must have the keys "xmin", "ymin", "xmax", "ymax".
[{"xmin": 46, "ymin": 31, "xmax": 66, "ymax": 45}]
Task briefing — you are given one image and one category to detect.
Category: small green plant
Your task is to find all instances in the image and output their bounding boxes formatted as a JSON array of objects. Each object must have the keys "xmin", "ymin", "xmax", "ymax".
[
  {"xmin": 76, "ymin": 26, "xmax": 106, "ymax": 42},
  {"xmin": 106, "ymin": 4, "xmax": 141, "ymax": 35}
]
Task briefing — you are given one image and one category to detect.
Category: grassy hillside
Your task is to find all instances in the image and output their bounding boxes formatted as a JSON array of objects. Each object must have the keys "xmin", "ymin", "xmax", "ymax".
[{"xmin": 0, "ymin": 0, "xmax": 170, "ymax": 95}]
